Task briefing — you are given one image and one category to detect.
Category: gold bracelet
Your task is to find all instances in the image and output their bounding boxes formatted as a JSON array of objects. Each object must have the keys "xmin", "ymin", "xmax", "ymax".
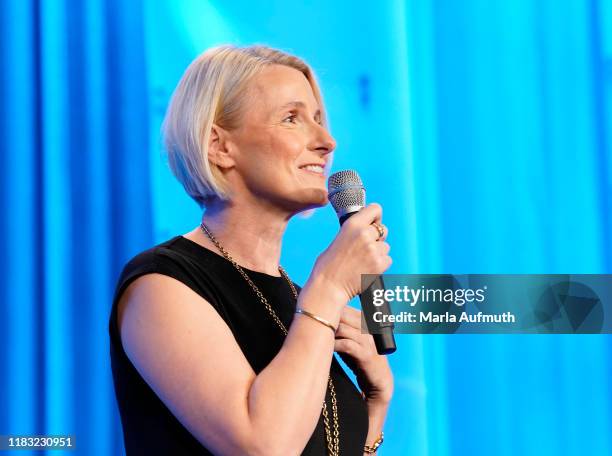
[
  {"xmin": 364, "ymin": 431, "xmax": 384, "ymax": 453},
  {"xmin": 295, "ymin": 308, "xmax": 337, "ymax": 333}
]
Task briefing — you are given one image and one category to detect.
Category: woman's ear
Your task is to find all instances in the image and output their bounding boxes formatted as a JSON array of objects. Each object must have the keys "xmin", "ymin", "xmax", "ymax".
[{"xmin": 207, "ymin": 124, "xmax": 236, "ymax": 169}]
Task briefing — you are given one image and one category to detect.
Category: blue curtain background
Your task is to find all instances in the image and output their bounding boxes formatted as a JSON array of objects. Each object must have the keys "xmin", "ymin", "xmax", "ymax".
[
  {"xmin": 0, "ymin": 0, "xmax": 152, "ymax": 454},
  {"xmin": 1, "ymin": 0, "xmax": 611, "ymax": 455}
]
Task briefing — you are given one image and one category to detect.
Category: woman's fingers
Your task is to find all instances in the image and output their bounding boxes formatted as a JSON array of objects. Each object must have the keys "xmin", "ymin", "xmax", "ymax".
[
  {"xmin": 338, "ymin": 306, "xmax": 362, "ymax": 328},
  {"xmin": 336, "ymin": 310, "xmax": 377, "ymax": 352},
  {"xmin": 343, "ymin": 203, "xmax": 383, "ymax": 234},
  {"xmin": 334, "ymin": 328, "xmax": 376, "ymax": 362},
  {"xmin": 378, "ymin": 241, "xmax": 390, "ymax": 256},
  {"xmin": 335, "ymin": 321, "xmax": 363, "ymax": 340},
  {"xmin": 334, "ymin": 338, "xmax": 361, "ymax": 357},
  {"xmin": 370, "ymin": 222, "xmax": 384, "ymax": 241},
  {"xmin": 377, "ymin": 223, "xmax": 388, "ymax": 242},
  {"xmin": 352, "ymin": 203, "xmax": 382, "ymax": 225}
]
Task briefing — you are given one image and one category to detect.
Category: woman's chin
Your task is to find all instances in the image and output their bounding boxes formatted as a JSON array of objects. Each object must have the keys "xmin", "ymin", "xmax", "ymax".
[
  {"xmin": 305, "ymin": 187, "xmax": 329, "ymax": 206},
  {"xmin": 287, "ymin": 187, "xmax": 329, "ymax": 213}
]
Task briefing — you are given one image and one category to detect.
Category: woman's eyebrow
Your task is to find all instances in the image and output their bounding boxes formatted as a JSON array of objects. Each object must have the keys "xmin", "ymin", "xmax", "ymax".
[{"xmin": 278, "ymin": 100, "xmax": 321, "ymax": 117}]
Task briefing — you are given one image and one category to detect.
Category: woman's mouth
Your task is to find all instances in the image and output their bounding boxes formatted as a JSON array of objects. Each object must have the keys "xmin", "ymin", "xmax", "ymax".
[{"xmin": 300, "ymin": 164, "xmax": 325, "ymax": 175}]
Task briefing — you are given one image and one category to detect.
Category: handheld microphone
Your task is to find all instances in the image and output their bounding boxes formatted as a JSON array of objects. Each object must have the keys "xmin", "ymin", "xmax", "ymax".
[{"xmin": 327, "ymin": 170, "xmax": 396, "ymax": 355}]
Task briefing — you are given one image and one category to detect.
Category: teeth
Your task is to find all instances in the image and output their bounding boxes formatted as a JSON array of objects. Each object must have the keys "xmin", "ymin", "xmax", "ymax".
[{"xmin": 303, "ymin": 165, "xmax": 324, "ymax": 174}]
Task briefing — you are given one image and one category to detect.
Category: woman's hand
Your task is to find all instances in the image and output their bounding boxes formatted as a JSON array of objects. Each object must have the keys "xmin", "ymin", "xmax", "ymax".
[
  {"xmin": 334, "ymin": 305, "xmax": 394, "ymax": 404},
  {"xmin": 306, "ymin": 203, "xmax": 392, "ymax": 308}
]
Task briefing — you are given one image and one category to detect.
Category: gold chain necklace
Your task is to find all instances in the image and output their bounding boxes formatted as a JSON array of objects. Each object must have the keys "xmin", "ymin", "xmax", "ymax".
[{"xmin": 200, "ymin": 222, "xmax": 340, "ymax": 456}]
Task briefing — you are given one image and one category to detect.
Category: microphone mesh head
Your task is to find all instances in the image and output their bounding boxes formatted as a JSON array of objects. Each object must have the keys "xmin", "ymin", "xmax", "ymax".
[{"xmin": 327, "ymin": 170, "xmax": 366, "ymax": 216}]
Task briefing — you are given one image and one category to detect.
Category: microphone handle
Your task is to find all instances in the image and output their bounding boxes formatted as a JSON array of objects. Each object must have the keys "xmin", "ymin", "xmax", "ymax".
[{"xmin": 339, "ymin": 211, "xmax": 396, "ymax": 355}]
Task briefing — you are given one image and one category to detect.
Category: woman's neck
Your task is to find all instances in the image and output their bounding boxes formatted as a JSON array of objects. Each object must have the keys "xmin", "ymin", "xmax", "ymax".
[{"xmin": 185, "ymin": 197, "xmax": 291, "ymax": 277}]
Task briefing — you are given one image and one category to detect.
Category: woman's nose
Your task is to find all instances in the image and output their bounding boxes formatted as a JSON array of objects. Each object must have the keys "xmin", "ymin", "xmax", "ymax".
[{"xmin": 311, "ymin": 124, "xmax": 336, "ymax": 155}]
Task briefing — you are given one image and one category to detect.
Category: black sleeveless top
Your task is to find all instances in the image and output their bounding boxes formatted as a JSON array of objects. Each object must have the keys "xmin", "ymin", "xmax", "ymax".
[{"xmin": 109, "ymin": 235, "xmax": 369, "ymax": 455}]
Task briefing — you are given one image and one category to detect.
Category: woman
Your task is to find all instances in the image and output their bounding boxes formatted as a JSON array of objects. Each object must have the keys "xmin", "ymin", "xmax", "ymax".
[{"xmin": 109, "ymin": 44, "xmax": 393, "ymax": 455}]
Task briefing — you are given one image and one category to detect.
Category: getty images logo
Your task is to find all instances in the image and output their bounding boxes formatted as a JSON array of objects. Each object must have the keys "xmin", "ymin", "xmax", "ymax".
[{"xmin": 372, "ymin": 285, "xmax": 488, "ymax": 307}]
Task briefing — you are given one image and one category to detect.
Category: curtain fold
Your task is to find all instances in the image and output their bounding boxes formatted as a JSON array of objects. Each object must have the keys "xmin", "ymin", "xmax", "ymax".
[
  {"xmin": 0, "ymin": 1, "xmax": 152, "ymax": 454},
  {"xmin": 405, "ymin": 1, "xmax": 612, "ymax": 454}
]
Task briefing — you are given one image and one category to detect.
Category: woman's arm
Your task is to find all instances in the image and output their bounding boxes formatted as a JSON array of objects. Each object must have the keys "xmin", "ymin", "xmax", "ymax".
[
  {"xmin": 118, "ymin": 272, "xmax": 344, "ymax": 456},
  {"xmin": 334, "ymin": 305, "xmax": 394, "ymax": 455}
]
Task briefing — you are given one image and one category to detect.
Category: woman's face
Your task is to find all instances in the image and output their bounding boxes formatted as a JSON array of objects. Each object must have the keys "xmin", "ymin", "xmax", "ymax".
[{"xmin": 225, "ymin": 64, "xmax": 336, "ymax": 214}]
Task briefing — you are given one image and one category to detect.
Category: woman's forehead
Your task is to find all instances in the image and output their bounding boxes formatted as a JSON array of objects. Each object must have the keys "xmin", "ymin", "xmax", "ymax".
[{"xmin": 249, "ymin": 65, "xmax": 319, "ymax": 112}]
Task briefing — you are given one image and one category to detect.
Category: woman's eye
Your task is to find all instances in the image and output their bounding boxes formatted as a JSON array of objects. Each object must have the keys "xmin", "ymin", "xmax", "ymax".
[{"xmin": 283, "ymin": 113, "xmax": 322, "ymax": 125}]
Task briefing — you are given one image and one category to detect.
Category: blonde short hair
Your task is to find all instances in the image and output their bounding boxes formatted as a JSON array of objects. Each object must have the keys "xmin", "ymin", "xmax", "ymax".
[{"xmin": 162, "ymin": 44, "xmax": 329, "ymax": 208}]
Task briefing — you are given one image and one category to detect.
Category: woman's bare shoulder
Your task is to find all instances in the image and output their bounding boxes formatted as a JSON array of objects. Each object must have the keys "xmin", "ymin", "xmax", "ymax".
[{"xmin": 117, "ymin": 272, "xmax": 258, "ymax": 453}]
